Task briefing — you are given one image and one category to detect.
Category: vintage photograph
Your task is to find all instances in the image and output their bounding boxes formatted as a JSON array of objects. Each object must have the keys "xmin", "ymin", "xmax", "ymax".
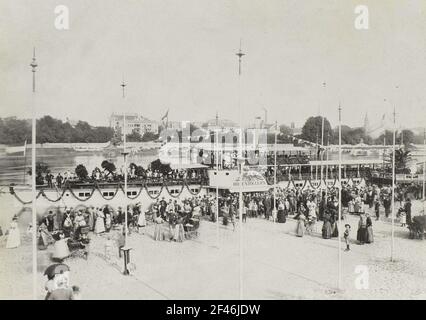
[{"xmin": 0, "ymin": 0, "xmax": 425, "ymax": 301}]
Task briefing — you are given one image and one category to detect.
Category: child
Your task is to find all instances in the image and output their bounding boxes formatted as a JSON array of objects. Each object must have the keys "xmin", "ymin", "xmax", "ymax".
[
  {"xmin": 344, "ymin": 224, "xmax": 351, "ymax": 251},
  {"xmin": 400, "ymin": 209, "xmax": 406, "ymax": 227},
  {"xmin": 71, "ymin": 285, "xmax": 82, "ymax": 300}
]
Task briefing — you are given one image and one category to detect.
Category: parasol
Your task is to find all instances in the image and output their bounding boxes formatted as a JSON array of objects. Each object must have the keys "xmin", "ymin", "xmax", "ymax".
[{"xmin": 44, "ymin": 263, "xmax": 70, "ymax": 278}]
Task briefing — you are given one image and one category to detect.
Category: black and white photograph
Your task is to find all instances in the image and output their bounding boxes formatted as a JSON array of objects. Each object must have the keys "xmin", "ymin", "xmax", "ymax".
[{"xmin": 0, "ymin": 0, "xmax": 425, "ymax": 304}]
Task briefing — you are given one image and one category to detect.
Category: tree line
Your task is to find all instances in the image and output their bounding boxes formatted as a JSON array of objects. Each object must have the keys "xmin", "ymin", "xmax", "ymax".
[
  {"xmin": 298, "ymin": 116, "xmax": 424, "ymax": 146},
  {"xmin": 1, "ymin": 114, "xmax": 423, "ymax": 146},
  {"xmin": 0, "ymin": 116, "xmax": 114, "ymax": 145}
]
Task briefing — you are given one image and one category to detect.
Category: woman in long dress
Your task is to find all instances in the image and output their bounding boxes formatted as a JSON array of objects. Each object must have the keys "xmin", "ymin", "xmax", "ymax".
[
  {"xmin": 174, "ymin": 215, "xmax": 185, "ymax": 242},
  {"xmin": 277, "ymin": 200, "xmax": 286, "ymax": 223},
  {"xmin": 38, "ymin": 222, "xmax": 54, "ymax": 250},
  {"xmin": 322, "ymin": 212, "xmax": 332, "ymax": 239},
  {"xmin": 52, "ymin": 233, "xmax": 70, "ymax": 261},
  {"xmin": 6, "ymin": 217, "xmax": 21, "ymax": 249},
  {"xmin": 365, "ymin": 214, "xmax": 374, "ymax": 243},
  {"xmin": 137, "ymin": 209, "xmax": 146, "ymax": 234},
  {"xmin": 105, "ymin": 212, "xmax": 112, "ymax": 232},
  {"xmin": 357, "ymin": 213, "xmax": 367, "ymax": 244},
  {"xmin": 87, "ymin": 207, "xmax": 95, "ymax": 231},
  {"xmin": 348, "ymin": 199, "xmax": 355, "ymax": 214},
  {"xmin": 308, "ymin": 200, "xmax": 316, "ymax": 221},
  {"xmin": 354, "ymin": 196, "xmax": 361, "ymax": 214},
  {"xmin": 296, "ymin": 214, "xmax": 306, "ymax": 237},
  {"xmin": 62, "ymin": 212, "xmax": 73, "ymax": 238},
  {"xmin": 153, "ymin": 216, "xmax": 163, "ymax": 240},
  {"xmin": 94, "ymin": 209, "xmax": 106, "ymax": 235}
]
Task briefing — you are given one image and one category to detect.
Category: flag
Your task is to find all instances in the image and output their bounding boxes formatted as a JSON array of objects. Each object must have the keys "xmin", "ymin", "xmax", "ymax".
[{"xmin": 161, "ymin": 109, "xmax": 169, "ymax": 121}]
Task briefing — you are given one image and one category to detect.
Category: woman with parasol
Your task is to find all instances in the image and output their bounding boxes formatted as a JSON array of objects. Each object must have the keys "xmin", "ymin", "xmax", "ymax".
[{"xmin": 6, "ymin": 215, "xmax": 21, "ymax": 249}]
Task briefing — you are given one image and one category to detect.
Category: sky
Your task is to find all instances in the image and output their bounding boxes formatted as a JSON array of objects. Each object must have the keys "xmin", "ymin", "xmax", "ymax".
[{"xmin": 0, "ymin": 0, "xmax": 426, "ymax": 129}]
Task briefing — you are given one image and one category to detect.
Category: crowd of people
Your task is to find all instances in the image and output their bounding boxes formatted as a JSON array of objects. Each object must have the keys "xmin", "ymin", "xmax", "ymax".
[{"xmin": 37, "ymin": 166, "xmax": 208, "ymax": 188}]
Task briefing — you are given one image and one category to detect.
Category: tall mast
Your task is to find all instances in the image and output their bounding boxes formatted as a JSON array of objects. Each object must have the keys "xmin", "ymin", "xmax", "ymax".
[
  {"xmin": 30, "ymin": 47, "xmax": 38, "ymax": 300},
  {"xmin": 338, "ymin": 102, "xmax": 342, "ymax": 290},
  {"xmin": 121, "ymin": 78, "xmax": 129, "ymax": 254},
  {"xmin": 391, "ymin": 106, "xmax": 396, "ymax": 261},
  {"xmin": 236, "ymin": 39, "xmax": 245, "ymax": 300}
]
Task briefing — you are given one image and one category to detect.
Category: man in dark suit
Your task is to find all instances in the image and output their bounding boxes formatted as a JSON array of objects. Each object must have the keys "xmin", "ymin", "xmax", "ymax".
[
  {"xmin": 404, "ymin": 198, "xmax": 412, "ymax": 225},
  {"xmin": 264, "ymin": 196, "xmax": 271, "ymax": 220}
]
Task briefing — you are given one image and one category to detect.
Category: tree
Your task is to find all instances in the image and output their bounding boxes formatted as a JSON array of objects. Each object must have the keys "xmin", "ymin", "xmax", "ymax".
[
  {"xmin": 27, "ymin": 162, "xmax": 50, "ymax": 176},
  {"xmin": 1, "ymin": 115, "xmax": 114, "ymax": 145},
  {"xmin": 339, "ymin": 126, "xmax": 372, "ymax": 145},
  {"xmin": 388, "ymin": 147, "xmax": 412, "ymax": 173},
  {"xmin": 126, "ymin": 129, "xmax": 143, "ymax": 142},
  {"xmin": 300, "ymin": 116, "xmax": 333, "ymax": 144},
  {"xmin": 0, "ymin": 117, "xmax": 31, "ymax": 145},
  {"xmin": 75, "ymin": 164, "xmax": 89, "ymax": 181},
  {"xmin": 130, "ymin": 163, "xmax": 146, "ymax": 177},
  {"xmin": 398, "ymin": 129, "xmax": 415, "ymax": 146},
  {"xmin": 149, "ymin": 159, "xmax": 171, "ymax": 176},
  {"xmin": 279, "ymin": 124, "xmax": 292, "ymax": 137},
  {"xmin": 141, "ymin": 132, "xmax": 159, "ymax": 142},
  {"xmin": 101, "ymin": 160, "xmax": 116, "ymax": 176},
  {"xmin": 374, "ymin": 130, "xmax": 394, "ymax": 145}
]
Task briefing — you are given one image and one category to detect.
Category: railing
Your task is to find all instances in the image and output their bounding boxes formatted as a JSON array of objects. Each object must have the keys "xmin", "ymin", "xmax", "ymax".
[
  {"xmin": 36, "ymin": 176, "xmax": 209, "ymax": 190},
  {"xmin": 265, "ymin": 168, "xmax": 368, "ymax": 183}
]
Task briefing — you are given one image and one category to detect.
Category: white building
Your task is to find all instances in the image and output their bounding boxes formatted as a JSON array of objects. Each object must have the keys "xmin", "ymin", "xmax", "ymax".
[
  {"xmin": 109, "ymin": 113, "xmax": 159, "ymax": 135},
  {"xmin": 205, "ymin": 113, "xmax": 238, "ymax": 131}
]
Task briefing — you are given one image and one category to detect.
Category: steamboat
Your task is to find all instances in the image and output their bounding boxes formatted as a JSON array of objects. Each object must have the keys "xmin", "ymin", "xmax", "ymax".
[{"xmin": 7, "ymin": 142, "xmax": 391, "ymax": 218}]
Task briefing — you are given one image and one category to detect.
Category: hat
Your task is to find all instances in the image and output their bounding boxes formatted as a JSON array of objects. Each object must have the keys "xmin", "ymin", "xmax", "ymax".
[{"xmin": 344, "ymin": 224, "xmax": 351, "ymax": 228}]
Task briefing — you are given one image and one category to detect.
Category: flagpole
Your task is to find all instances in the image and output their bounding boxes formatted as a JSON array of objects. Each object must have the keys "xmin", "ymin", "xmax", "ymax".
[
  {"xmin": 236, "ymin": 40, "xmax": 245, "ymax": 300},
  {"xmin": 30, "ymin": 48, "xmax": 38, "ymax": 300},
  {"xmin": 215, "ymin": 129, "xmax": 220, "ymax": 248},
  {"xmin": 320, "ymin": 81, "xmax": 326, "ymax": 192},
  {"xmin": 338, "ymin": 103, "xmax": 342, "ymax": 290},
  {"xmin": 391, "ymin": 107, "xmax": 396, "ymax": 262},
  {"xmin": 121, "ymin": 79, "xmax": 129, "ymax": 252},
  {"xmin": 273, "ymin": 122, "xmax": 277, "ymax": 223},
  {"xmin": 423, "ymin": 128, "xmax": 425, "ymax": 214}
]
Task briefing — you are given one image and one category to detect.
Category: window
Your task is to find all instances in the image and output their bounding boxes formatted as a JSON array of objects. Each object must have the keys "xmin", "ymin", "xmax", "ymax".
[
  {"xmin": 78, "ymin": 192, "xmax": 84, "ymax": 197},
  {"xmin": 85, "ymin": 192, "xmax": 90, "ymax": 196}
]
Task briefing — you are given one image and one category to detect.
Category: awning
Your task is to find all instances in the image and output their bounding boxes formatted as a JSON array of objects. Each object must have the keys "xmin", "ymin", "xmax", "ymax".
[{"xmin": 170, "ymin": 163, "xmax": 208, "ymax": 170}]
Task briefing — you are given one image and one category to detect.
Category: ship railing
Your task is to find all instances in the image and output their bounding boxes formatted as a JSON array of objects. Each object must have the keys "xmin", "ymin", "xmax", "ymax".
[{"xmin": 35, "ymin": 176, "xmax": 209, "ymax": 190}]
